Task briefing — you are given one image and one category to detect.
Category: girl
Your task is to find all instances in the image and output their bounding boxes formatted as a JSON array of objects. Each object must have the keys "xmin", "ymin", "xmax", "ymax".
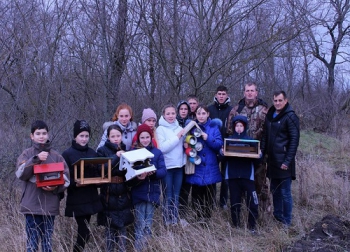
[
  {"xmin": 129, "ymin": 124, "xmax": 166, "ymax": 250},
  {"xmin": 97, "ymin": 125, "xmax": 134, "ymax": 252},
  {"xmin": 156, "ymin": 104, "xmax": 186, "ymax": 225},
  {"xmin": 186, "ymin": 105, "xmax": 223, "ymax": 221},
  {"xmin": 62, "ymin": 120, "xmax": 103, "ymax": 252},
  {"xmin": 97, "ymin": 103, "xmax": 137, "ymax": 150},
  {"xmin": 176, "ymin": 100, "xmax": 191, "ymax": 128},
  {"xmin": 132, "ymin": 108, "xmax": 158, "ymax": 147}
]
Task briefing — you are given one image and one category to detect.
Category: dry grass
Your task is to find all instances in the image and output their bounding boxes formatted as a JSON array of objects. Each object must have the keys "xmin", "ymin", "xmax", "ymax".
[{"xmin": 1, "ymin": 130, "xmax": 350, "ymax": 251}]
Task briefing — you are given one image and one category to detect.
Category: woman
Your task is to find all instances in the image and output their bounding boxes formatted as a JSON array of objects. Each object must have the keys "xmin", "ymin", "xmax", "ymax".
[
  {"xmin": 97, "ymin": 103, "xmax": 137, "ymax": 150},
  {"xmin": 186, "ymin": 105, "xmax": 223, "ymax": 221},
  {"xmin": 156, "ymin": 104, "xmax": 186, "ymax": 226},
  {"xmin": 62, "ymin": 120, "xmax": 103, "ymax": 252}
]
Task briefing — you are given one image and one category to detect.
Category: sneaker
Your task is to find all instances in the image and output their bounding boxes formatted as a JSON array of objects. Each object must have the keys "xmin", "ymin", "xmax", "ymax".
[{"xmin": 250, "ymin": 229, "xmax": 258, "ymax": 236}]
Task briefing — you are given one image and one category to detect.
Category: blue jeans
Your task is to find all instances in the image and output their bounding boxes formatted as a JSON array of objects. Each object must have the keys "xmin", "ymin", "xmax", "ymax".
[
  {"xmin": 105, "ymin": 226, "xmax": 127, "ymax": 252},
  {"xmin": 25, "ymin": 214, "xmax": 55, "ymax": 252},
  {"xmin": 134, "ymin": 202, "xmax": 155, "ymax": 251},
  {"xmin": 162, "ymin": 167, "xmax": 183, "ymax": 225},
  {"xmin": 270, "ymin": 177, "xmax": 293, "ymax": 226}
]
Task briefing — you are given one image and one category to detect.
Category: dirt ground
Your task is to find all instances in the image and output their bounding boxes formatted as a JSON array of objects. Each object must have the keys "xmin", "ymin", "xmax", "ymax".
[{"xmin": 285, "ymin": 215, "xmax": 350, "ymax": 251}]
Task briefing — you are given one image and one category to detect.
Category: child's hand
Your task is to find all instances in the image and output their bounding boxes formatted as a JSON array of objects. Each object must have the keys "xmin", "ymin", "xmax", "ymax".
[
  {"xmin": 42, "ymin": 186, "xmax": 57, "ymax": 191},
  {"xmin": 137, "ymin": 172, "xmax": 148, "ymax": 180},
  {"xmin": 184, "ymin": 142, "xmax": 189, "ymax": 148},
  {"xmin": 201, "ymin": 132, "xmax": 208, "ymax": 140},
  {"xmin": 38, "ymin": 151, "xmax": 49, "ymax": 161},
  {"xmin": 116, "ymin": 150, "xmax": 125, "ymax": 157},
  {"xmin": 177, "ymin": 129, "xmax": 185, "ymax": 139}
]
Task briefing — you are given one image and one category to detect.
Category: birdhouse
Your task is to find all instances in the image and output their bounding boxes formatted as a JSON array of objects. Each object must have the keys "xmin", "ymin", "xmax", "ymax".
[
  {"xmin": 223, "ymin": 138, "xmax": 261, "ymax": 158},
  {"xmin": 34, "ymin": 162, "xmax": 65, "ymax": 187},
  {"xmin": 73, "ymin": 157, "xmax": 112, "ymax": 185},
  {"xmin": 119, "ymin": 148, "xmax": 156, "ymax": 181},
  {"xmin": 183, "ymin": 120, "xmax": 202, "ymax": 137}
]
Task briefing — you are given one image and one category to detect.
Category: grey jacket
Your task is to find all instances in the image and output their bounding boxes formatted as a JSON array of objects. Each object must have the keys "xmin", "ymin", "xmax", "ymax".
[{"xmin": 16, "ymin": 141, "xmax": 70, "ymax": 215}]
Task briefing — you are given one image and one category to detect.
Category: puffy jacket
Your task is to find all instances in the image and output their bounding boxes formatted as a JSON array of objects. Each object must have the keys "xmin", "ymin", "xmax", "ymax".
[
  {"xmin": 261, "ymin": 103, "xmax": 300, "ymax": 180},
  {"xmin": 129, "ymin": 146, "xmax": 167, "ymax": 206},
  {"xmin": 16, "ymin": 141, "xmax": 70, "ymax": 215},
  {"xmin": 62, "ymin": 140, "xmax": 103, "ymax": 217},
  {"xmin": 156, "ymin": 116, "xmax": 186, "ymax": 169},
  {"xmin": 96, "ymin": 140, "xmax": 134, "ymax": 228},
  {"xmin": 186, "ymin": 118, "xmax": 223, "ymax": 186}
]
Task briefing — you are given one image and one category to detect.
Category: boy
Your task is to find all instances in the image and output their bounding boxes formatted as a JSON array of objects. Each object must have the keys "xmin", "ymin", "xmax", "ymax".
[
  {"xmin": 16, "ymin": 120, "xmax": 70, "ymax": 252},
  {"xmin": 221, "ymin": 115, "xmax": 259, "ymax": 232}
]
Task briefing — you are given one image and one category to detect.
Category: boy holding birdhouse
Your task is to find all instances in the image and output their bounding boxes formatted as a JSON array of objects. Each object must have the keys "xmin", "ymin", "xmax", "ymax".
[{"xmin": 16, "ymin": 120, "xmax": 70, "ymax": 252}]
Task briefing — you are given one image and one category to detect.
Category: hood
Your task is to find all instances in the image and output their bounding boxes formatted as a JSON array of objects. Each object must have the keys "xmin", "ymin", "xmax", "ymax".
[
  {"xmin": 231, "ymin": 115, "xmax": 248, "ymax": 137},
  {"xmin": 176, "ymin": 100, "xmax": 191, "ymax": 112},
  {"xmin": 158, "ymin": 115, "xmax": 180, "ymax": 128},
  {"xmin": 213, "ymin": 97, "xmax": 231, "ymax": 109}
]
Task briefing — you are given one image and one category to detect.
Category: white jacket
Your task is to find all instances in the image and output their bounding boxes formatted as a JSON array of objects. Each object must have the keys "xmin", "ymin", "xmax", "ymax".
[{"xmin": 156, "ymin": 116, "xmax": 186, "ymax": 169}]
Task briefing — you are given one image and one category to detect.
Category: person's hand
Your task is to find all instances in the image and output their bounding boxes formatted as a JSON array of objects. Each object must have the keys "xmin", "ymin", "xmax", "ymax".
[
  {"xmin": 201, "ymin": 132, "xmax": 208, "ymax": 140},
  {"xmin": 42, "ymin": 186, "xmax": 57, "ymax": 191},
  {"xmin": 116, "ymin": 150, "xmax": 125, "ymax": 157},
  {"xmin": 137, "ymin": 172, "xmax": 148, "ymax": 180},
  {"xmin": 281, "ymin": 164, "xmax": 288, "ymax": 170},
  {"xmin": 37, "ymin": 151, "xmax": 49, "ymax": 161},
  {"xmin": 184, "ymin": 142, "xmax": 189, "ymax": 148}
]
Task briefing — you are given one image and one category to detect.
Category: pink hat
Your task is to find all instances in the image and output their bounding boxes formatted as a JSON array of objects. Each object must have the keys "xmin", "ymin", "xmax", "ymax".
[{"xmin": 141, "ymin": 108, "xmax": 157, "ymax": 123}]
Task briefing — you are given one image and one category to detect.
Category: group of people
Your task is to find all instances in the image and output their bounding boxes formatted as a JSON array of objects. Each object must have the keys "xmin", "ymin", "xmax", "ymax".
[{"xmin": 16, "ymin": 83, "xmax": 300, "ymax": 252}]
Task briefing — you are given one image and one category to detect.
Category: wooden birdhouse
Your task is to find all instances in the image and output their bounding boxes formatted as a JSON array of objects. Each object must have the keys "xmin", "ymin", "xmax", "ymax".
[
  {"xmin": 223, "ymin": 138, "xmax": 261, "ymax": 158},
  {"xmin": 119, "ymin": 148, "xmax": 156, "ymax": 181},
  {"xmin": 73, "ymin": 157, "xmax": 112, "ymax": 185},
  {"xmin": 34, "ymin": 162, "xmax": 65, "ymax": 187}
]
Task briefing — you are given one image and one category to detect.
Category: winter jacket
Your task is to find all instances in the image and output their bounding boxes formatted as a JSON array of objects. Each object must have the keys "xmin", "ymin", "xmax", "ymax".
[
  {"xmin": 208, "ymin": 97, "xmax": 232, "ymax": 138},
  {"xmin": 222, "ymin": 115, "xmax": 256, "ymax": 180},
  {"xmin": 227, "ymin": 98, "xmax": 268, "ymax": 140},
  {"xmin": 62, "ymin": 140, "xmax": 103, "ymax": 217},
  {"xmin": 97, "ymin": 121, "xmax": 137, "ymax": 150},
  {"xmin": 129, "ymin": 146, "xmax": 167, "ymax": 206},
  {"xmin": 186, "ymin": 118, "xmax": 223, "ymax": 186},
  {"xmin": 16, "ymin": 141, "xmax": 70, "ymax": 215},
  {"xmin": 96, "ymin": 140, "xmax": 134, "ymax": 228},
  {"xmin": 261, "ymin": 102, "xmax": 300, "ymax": 180},
  {"xmin": 156, "ymin": 116, "xmax": 186, "ymax": 169}
]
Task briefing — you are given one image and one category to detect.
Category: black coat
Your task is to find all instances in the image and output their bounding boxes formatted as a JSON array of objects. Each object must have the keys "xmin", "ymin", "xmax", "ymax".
[
  {"xmin": 62, "ymin": 140, "xmax": 103, "ymax": 217},
  {"xmin": 261, "ymin": 103, "xmax": 300, "ymax": 180},
  {"xmin": 208, "ymin": 97, "xmax": 232, "ymax": 138},
  {"xmin": 96, "ymin": 140, "xmax": 134, "ymax": 228}
]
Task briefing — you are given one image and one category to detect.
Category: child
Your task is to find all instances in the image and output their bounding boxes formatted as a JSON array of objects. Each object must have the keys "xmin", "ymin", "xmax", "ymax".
[
  {"xmin": 129, "ymin": 124, "xmax": 167, "ymax": 250},
  {"xmin": 97, "ymin": 103, "xmax": 137, "ymax": 150},
  {"xmin": 185, "ymin": 105, "xmax": 222, "ymax": 221},
  {"xmin": 16, "ymin": 120, "xmax": 70, "ymax": 252},
  {"xmin": 132, "ymin": 108, "xmax": 158, "ymax": 147},
  {"xmin": 223, "ymin": 115, "xmax": 259, "ymax": 231},
  {"xmin": 97, "ymin": 124, "xmax": 134, "ymax": 252},
  {"xmin": 155, "ymin": 104, "xmax": 186, "ymax": 226},
  {"xmin": 62, "ymin": 120, "xmax": 103, "ymax": 252}
]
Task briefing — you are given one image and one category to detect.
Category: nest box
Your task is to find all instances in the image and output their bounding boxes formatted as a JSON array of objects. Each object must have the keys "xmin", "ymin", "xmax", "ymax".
[
  {"xmin": 73, "ymin": 157, "xmax": 112, "ymax": 185},
  {"xmin": 34, "ymin": 162, "xmax": 65, "ymax": 187},
  {"xmin": 223, "ymin": 138, "xmax": 261, "ymax": 158},
  {"xmin": 119, "ymin": 148, "xmax": 156, "ymax": 181}
]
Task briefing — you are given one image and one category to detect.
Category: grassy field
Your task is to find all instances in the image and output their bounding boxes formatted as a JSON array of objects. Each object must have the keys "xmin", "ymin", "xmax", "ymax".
[{"xmin": 1, "ymin": 130, "xmax": 350, "ymax": 251}]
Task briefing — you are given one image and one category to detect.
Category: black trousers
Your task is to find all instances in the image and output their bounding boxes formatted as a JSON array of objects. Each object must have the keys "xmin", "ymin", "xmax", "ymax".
[
  {"xmin": 74, "ymin": 215, "xmax": 91, "ymax": 252},
  {"xmin": 191, "ymin": 184, "xmax": 216, "ymax": 219},
  {"xmin": 228, "ymin": 178, "xmax": 259, "ymax": 229}
]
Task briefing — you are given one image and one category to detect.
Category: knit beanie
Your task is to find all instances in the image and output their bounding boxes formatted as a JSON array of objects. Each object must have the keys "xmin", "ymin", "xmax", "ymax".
[
  {"xmin": 136, "ymin": 124, "xmax": 153, "ymax": 140},
  {"xmin": 73, "ymin": 120, "xmax": 91, "ymax": 138},
  {"xmin": 141, "ymin": 108, "xmax": 157, "ymax": 123}
]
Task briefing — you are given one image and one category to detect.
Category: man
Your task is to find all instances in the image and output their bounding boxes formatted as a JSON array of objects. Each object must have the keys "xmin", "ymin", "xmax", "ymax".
[
  {"xmin": 226, "ymin": 83, "xmax": 270, "ymax": 212},
  {"xmin": 208, "ymin": 85, "xmax": 232, "ymax": 208},
  {"xmin": 261, "ymin": 91, "xmax": 300, "ymax": 226},
  {"xmin": 187, "ymin": 94, "xmax": 199, "ymax": 120}
]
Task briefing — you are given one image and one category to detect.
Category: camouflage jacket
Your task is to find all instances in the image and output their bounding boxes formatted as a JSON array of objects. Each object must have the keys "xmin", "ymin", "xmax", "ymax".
[{"xmin": 227, "ymin": 98, "xmax": 268, "ymax": 140}]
